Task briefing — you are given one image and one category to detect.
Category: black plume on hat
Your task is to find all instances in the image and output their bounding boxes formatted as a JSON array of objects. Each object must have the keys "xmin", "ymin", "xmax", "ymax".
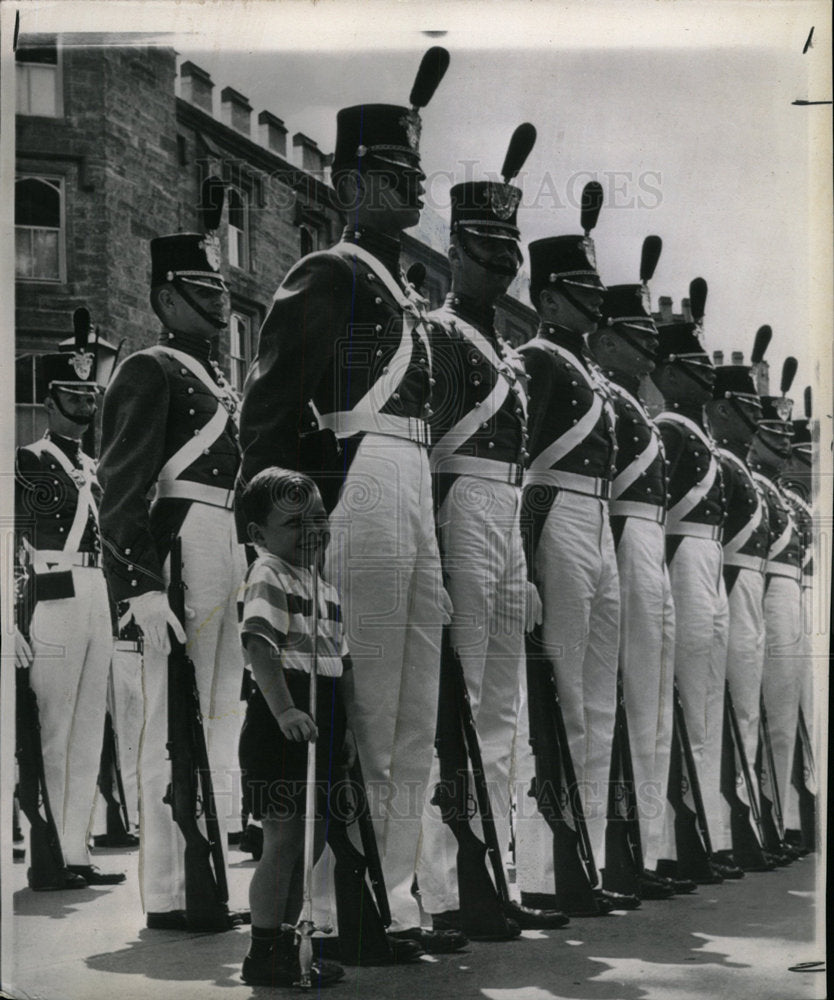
[
  {"xmin": 409, "ymin": 47, "xmax": 450, "ymax": 109},
  {"xmin": 581, "ymin": 181, "xmax": 604, "ymax": 235},
  {"xmin": 689, "ymin": 277, "xmax": 707, "ymax": 325},
  {"xmin": 502, "ymin": 123, "xmax": 537, "ymax": 183},
  {"xmin": 751, "ymin": 325, "xmax": 772, "ymax": 364},
  {"xmin": 804, "ymin": 385, "xmax": 812, "ymax": 419},
  {"xmin": 781, "ymin": 356, "xmax": 798, "ymax": 395},
  {"xmin": 201, "ymin": 176, "xmax": 225, "ymax": 233},
  {"xmin": 640, "ymin": 236, "xmax": 662, "ymax": 284},
  {"xmin": 73, "ymin": 307, "xmax": 91, "ymax": 351}
]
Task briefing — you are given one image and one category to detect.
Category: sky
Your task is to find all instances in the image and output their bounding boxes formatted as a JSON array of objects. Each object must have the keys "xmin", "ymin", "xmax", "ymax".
[{"xmin": 3, "ymin": 0, "xmax": 832, "ymax": 409}]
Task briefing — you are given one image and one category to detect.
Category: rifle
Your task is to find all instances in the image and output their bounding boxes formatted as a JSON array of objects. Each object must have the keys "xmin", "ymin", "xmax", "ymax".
[
  {"xmin": 163, "ymin": 534, "xmax": 229, "ymax": 929},
  {"xmin": 326, "ymin": 751, "xmax": 393, "ymax": 965},
  {"xmin": 721, "ymin": 682, "xmax": 767, "ymax": 863},
  {"xmin": 95, "ymin": 705, "xmax": 133, "ymax": 847},
  {"xmin": 13, "ymin": 561, "xmax": 68, "ymax": 888},
  {"xmin": 432, "ymin": 627, "xmax": 517, "ymax": 939},
  {"xmin": 757, "ymin": 693, "xmax": 785, "ymax": 848},
  {"xmin": 604, "ymin": 670, "xmax": 644, "ymax": 894},
  {"xmin": 525, "ymin": 628, "xmax": 598, "ymax": 913},
  {"xmin": 670, "ymin": 684, "xmax": 713, "ymax": 869},
  {"xmin": 793, "ymin": 706, "xmax": 816, "ymax": 850}
]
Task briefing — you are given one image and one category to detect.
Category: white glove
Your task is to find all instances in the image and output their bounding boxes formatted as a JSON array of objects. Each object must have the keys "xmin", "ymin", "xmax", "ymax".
[
  {"xmin": 14, "ymin": 626, "xmax": 33, "ymax": 669},
  {"xmin": 119, "ymin": 590, "xmax": 187, "ymax": 655},
  {"xmin": 439, "ymin": 586, "xmax": 454, "ymax": 626},
  {"xmin": 525, "ymin": 581, "xmax": 543, "ymax": 633}
]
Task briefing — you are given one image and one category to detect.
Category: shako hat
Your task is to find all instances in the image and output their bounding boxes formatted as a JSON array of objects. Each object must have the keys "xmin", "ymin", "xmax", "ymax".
[
  {"xmin": 30, "ymin": 308, "xmax": 107, "ymax": 400},
  {"xmin": 529, "ymin": 181, "xmax": 605, "ymax": 302},
  {"xmin": 759, "ymin": 357, "xmax": 797, "ymax": 436},
  {"xmin": 711, "ymin": 324, "xmax": 769, "ymax": 408},
  {"xmin": 600, "ymin": 235, "xmax": 662, "ymax": 343},
  {"xmin": 332, "ymin": 47, "xmax": 449, "ymax": 173},
  {"xmin": 151, "ymin": 176, "xmax": 227, "ymax": 291},
  {"xmin": 450, "ymin": 123, "xmax": 537, "ymax": 241}
]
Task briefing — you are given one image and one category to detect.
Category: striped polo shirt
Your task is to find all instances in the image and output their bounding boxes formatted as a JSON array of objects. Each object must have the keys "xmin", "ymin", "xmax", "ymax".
[{"xmin": 240, "ymin": 552, "xmax": 346, "ymax": 677}]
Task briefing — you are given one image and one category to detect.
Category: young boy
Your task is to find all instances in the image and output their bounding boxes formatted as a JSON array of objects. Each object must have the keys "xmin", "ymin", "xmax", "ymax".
[{"xmin": 237, "ymin": 467, "xmax": 349, "ymax": 988}]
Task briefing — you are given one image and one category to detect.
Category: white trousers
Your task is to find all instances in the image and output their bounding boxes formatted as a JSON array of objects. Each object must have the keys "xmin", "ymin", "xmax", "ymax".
[
  {"xmin": 324, "ymin": 435, "xmax": 446, "ymax": 930},
  {"xmin": 515, "ymin": 490, "xmax": 620, "ymax": 894},
  {"xmin": 784, "ymin": 583, "xmax": 814, "ymax": 829},
  {"xmin": 724, "ymin": 567, "xmax": 765, "ymax": 822},
  {"xmin": 110, "ymin": 641, "xmax": 144, "ymax": 828},
  {"xmin": 417, "ymin": 477, "xmax": 526, "ymax": 913},
  {"xmin": 614, "ymin": 517, "xmax": 676, "ymax": 869},
  {"xmin": 28, "ymin": 567, "xmax": 113, "ymax": 866},
  {"xmin": 138, "ymin": 503, "xmax": 247, "ymax": 914},
  {"xmin": 761, "ymin": 574, "xmax": 803, "ymax": 822},
  {"xmin": 666, "ymin": 537, "xmax": 731, "ymax": 852}
]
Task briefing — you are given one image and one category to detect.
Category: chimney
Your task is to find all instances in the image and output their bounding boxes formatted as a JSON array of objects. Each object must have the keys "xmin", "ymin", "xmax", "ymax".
[
  {"xmin": 258, "ymin": 111, "xmax": 288, "ymax": 157},
  {"xmin": 657, "ymin": 296, "xmax": 673, "ymax": 323},
  {"xmin": 731, "ymin": 350, "xmax": 744, "ymax": 365},
  {"xmin": 180, "ymin": 61, "xmax": 214, "ymax": 114},
  {"xmin": 221, "ymin": 86, "xmax": 252, "ymax": 136},
  {"xmin": 293, "ymin": 132, "xmax": 325, "ymax": 175},
  {"xmin": 713, "ymin": 350, "xmax": 724, "ymax": 366},
  {"xmin": 681, "ymin": 298, "xmax": 692, "ymax": 323}
]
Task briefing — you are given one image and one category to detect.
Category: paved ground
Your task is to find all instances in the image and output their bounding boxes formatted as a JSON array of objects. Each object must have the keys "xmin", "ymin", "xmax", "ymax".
[{"xmin": 1, "ymin": 843, "xmax": 826, "ymax": 1000}]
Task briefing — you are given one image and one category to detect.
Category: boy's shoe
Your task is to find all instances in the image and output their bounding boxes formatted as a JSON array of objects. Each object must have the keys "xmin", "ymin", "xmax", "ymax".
[
  {"xmin": 242, "ymin": 928, "xmax": 344, "ymax": 987},
  {"xmin": 28, "ymin": 866, "xmax": 87, "ymax": 892}
]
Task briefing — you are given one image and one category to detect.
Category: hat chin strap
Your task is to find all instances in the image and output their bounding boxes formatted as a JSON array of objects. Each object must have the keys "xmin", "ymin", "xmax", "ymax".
[
  {"xmin": 174, "ymin": 278, "xmax": 227, "ymax": 331},
  {"xmin": 460, "ymin": 232, "xmax": 520, "ymax": 278},
  {"xmin": 556, "ymin": 280, "xmax": 601, "ymax": 323},
  {"xmin": 615, "ymin": 326, "xmax": 657, "ymax": 363},
  {"xmin": 728, "ymin": 396, "xmax": 761, "ymax": 437},
  {"xmin": 51, "ymin": 392, "xmax": 96, "ymax": 426}
]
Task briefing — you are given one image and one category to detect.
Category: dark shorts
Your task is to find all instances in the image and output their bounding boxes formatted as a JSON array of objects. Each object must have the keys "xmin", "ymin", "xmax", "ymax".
[{"xmin": 239, "ymin": 670, "xmax": 346, "ymax": 821}]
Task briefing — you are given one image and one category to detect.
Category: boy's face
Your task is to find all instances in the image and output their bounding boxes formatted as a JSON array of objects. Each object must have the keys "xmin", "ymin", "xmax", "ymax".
[{"xmin": 250, "ymin": 489, "xmax": 330, "ymax": 568}]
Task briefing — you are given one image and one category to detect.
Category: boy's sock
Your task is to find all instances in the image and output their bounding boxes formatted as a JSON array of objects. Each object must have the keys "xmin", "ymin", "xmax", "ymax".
[{"xmin": 248, "ymin": 925, "xmax": 282, "ymax": 960}]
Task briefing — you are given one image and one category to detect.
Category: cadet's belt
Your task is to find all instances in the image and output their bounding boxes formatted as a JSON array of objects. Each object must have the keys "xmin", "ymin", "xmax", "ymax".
[
  {"xmin": 523, "ymin": 468, "xmax": 611, "ymax": 500},
  {"xmin": 432, "ymin": 454, "xmax": 523, "ymax": 487},
  {"xmin": 766, "ymin": 562, "xmax": 802, "ymax": 582},
  {"xmin": 316, "ymin": 411, "xmax": 430, "ymax": 446},
  {"xmin": 153, "ymin": 480, "xmax": 235, "ymax": 510},
  {"xmin": 608, "ymin": 500, "xmax": 665, "ymax": 524},
  {"xmin": 31, "ymin": 550, "xmax": 102, "ymax": 571},
  {"xmin": 666, "ymin": 522, "xmax": 722, "ymax": 541},
  {"xmin": 723, "ymin": 553, "xmax": 767, "ymax": 574}
]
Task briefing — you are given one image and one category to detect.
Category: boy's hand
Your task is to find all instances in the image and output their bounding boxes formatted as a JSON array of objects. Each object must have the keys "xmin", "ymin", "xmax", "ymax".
[
  {"xmin": 278, "ymin": 707, "xmax": 318, "ymax": 742},
  {"xmin": 341, "ymin": 728, "xmax": 358, "ymax": 769}
]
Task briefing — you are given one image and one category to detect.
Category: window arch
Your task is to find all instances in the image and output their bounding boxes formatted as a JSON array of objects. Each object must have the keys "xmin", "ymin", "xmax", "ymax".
[{"xmin": 15, "ymin": 176, "xmax": 64, "ymax": 281}]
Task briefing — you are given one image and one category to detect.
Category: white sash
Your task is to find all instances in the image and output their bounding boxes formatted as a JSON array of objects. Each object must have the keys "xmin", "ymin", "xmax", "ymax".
[
  {"xmin": 660, "ymin": 412, "xmax": 718, "ymax": 525},
  {"xmin": 34, "ymin": 439, "xmax": 98, "ymax": 553},
  {"xmin": 720, "ymin": 450, "xmax": 763, "ymax": 558}
]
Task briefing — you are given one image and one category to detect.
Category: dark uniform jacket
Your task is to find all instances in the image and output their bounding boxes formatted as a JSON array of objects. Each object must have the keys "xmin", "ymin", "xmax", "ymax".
[
  {"xmin": 15, "ymin": 432, "xmax": 102, "ymax": 605},
  {"xmin": 518, "ymin": 327, "xmax": 617, "ymax": 556},
  {"xmin": 718, "ymin": 448, "xmax": 771, "ymax": 592},
  {"xmin": 656, "ymin": 409, "xmax": 726, "ymax": 563},
  {"xmin": 427, "ymin": 294, "xmax": 527, "ymax": 510},
  {"xmin": 238, "ymin": 228, "xmax": 432, "ymax": 514},
  {"xmin": 605, "ymin": 378, "xmax": 668, "ymax": 538},
  {"xmin": 97, "ymin": 331, "xmax": 240, "ymax": 604},
  {"xmin": 752, "ymin": 470, "xmax": 802, "ymax": 583},
  {"xmin": 781, "ymin": 486, "xmax": 813, "ymax": 587}
]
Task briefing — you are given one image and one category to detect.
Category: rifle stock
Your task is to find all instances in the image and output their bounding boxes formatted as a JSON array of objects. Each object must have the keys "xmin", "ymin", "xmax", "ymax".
[
  {"xmin": 757, "ymin": 694, "xmax": 785, "ymax": 846},
  {"xmin": 604, "ymin": 670, "xmax": 644, "ymax": 893},
  {"xmin": 672, "ymin": 684, "xmax": 713, "ymax": 857},
  {"xmin": 525, "ymin": 628, "xmax": 597, "ymax": 912},
  {"xmin": 722, "ymin": 682, "xmax": 767, "ymax": 860},
  {"xmin": 164, "ymin": 535, "xmax": 229, "ymax": 928},
  {"xmin": 432, "ymin": 627, "xmax": 515, "ymax": 938}
]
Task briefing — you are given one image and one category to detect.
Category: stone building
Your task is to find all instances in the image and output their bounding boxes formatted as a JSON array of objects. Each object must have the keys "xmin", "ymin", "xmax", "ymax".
[{"xmin": 14, "ymin": 36, "xmax": 536, "ymax": 448}]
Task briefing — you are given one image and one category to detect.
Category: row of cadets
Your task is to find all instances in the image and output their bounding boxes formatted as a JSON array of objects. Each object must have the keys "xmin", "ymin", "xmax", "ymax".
[
  {"xmin": 97, "ymin": 181, "xmax": 249, "ymax": 931},
  {"xmin": 586, "ymin": 239, "xmax": 681, "ymax": 899},
  {"xmin": 237, "ymin": 48, "xmax": 468, "ymax": 957},
  {"xmin": 514, "ymin": 185, "xmax": 633, "ymax": 915},
  {"xmin": 747, "ymin": 362, "xmax": 807, "ymax": 858},
  {"xmin": 14, "ymin": 313, "xmax": 125, "ymax": 890},
  {"xmin": 416, "ymin": 124, "xmax": 567, "ymax": 933}
]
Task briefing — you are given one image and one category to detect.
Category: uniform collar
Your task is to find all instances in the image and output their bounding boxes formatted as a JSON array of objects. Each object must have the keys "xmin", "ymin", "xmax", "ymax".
[
  {"xmin": 446, "ymin": 293, "xmax": 497, "ymax": 336},
  {"xmin": 604, "ymin": 369, "xmax": 641, "ymax": 398},
  {"xmin": 44, "ymin": 431, "xmax": 83, "ymax": 464},
  {"xmin": 159, "ymin": 329, "xmax": 214, "ymax": 365},
  {"xmin": 341, "ymin": 225, "xmax": 402, "ymax": 280},
  {"xmin": 667, "ymin": 401, "xmax": 706, "ymax": 429},
  {"xmin": 538, "ymin": 322, "xmax": 585, "ymax": 360}
]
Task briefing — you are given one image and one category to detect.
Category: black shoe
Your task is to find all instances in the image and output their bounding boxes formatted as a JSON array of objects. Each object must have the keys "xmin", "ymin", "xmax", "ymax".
[
  {"xmin": 13, "ymin": 846, "xmax": 26, "ymax": 862},
  {"xmin": 188, "ymin": 908, "xmax": 250, "ymax": 932},
  {"xmin": 28, "ymin": 866, "xmax": 87, "ymax": 892},
  {"xmin": 91, "ymin": 831, "xmax": 140, "ymax": 848},
  {"xmin": 312, "ymin": 933, "xmax": 424, "ymax": 965},
  {"xmin": 66, "ymin": 864, "xmax": 126, "ymax": 886},
  {"xmin": 242, "ymin": 939, "xmax": 344, "ymax": 988},
  {"xmin": 522, "ymin": 891, "xmax": 613, "ymax": 918},
  {"xmin": 637, "ymin": 875, "xmax": 676, "ymax": 900},
  {"xmin": 238, "ymin": 823, "xmax": 264, "ymax": 861},
  {"xmin": 147, "ymin": 910, "xmax": 187, "ymax": 930},
  {"xmin": 735, "ymin": 849, "xmax": 777, "ymax": 872},
  {"xmin": 784, "ymin": 829, "xmax": 810, "ymax": 856},
  {"xmin": 504, "ymin": 899, "xmax": 570, "ymax": 929},
  {"xmin": 596, "ymin": 888, "xmax": 641, "ymax": 911},
  {"xmin": 147, "ymin": 908, "xmax": 249, "ymax": 932},
  {"xmin": 647, "ymin": 870, "xmax": 697, "ymax": 895},
  {"xmin": 431, "ymin": 908, "xmax": 521, "ymax": 941},
  {"xmin": 651, "ymin": 863, "xmax": 698, "ymax": 893},
  {"xmin": 389, "ymin": 927, "xmax": 468, "ymax": 954},
  {"xmin": 711, "ymin": 853, "xmax": 744, "ymax": 880}
]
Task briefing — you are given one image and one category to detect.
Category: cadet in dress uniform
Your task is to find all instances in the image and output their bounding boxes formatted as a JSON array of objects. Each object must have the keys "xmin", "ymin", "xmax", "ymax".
[
  {"xmin": 747, "ymin": 365, "xmax": 804, "ymax": 856},
  {"xmin": 588, "ymin": 260, "xmax": 680, "ymax": 900},
  {"xmin": 238, "ymin": 50, "xmax": 464, "ymax": 953},
  {"xmin": 15, "ymin": 322, "xmax": 125, "ymax": 890},
  {"xmin": 649, "ymin": 299, "xmax": 738, "ymax": 882},
  {"xmin": 778, "ymin": 396, "xmax": 815, "ymax": 852},
  {"xmin": 97, "ymin": 199, "xmax": 247, "ymax": 930},
  {"xmin": 416, "ymin": 128, "xmax": 566, "ymax": 933},
  {"xmin": 704, "ymin": 357, "xmax": 773, "ymax": 871},
  {"xmin": 515, "ymin": 187, "xmax": 633, "ymax": 916}
]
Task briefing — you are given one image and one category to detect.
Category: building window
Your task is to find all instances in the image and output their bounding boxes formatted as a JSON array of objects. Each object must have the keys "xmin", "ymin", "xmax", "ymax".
[
  {"xmin": 229, "ymin": 311, "xmax": 256, "ymax": 391},
  {"xmin": 16, "ymin": 44, "xmax": 62, "ymax": 117},
  {"xmin": 15, "ymin": 176, "xmax": 65, "ymax": 282},
  {"xmin": 228, "ymin": 187, "xmax": 249, "ymax": 270}
]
